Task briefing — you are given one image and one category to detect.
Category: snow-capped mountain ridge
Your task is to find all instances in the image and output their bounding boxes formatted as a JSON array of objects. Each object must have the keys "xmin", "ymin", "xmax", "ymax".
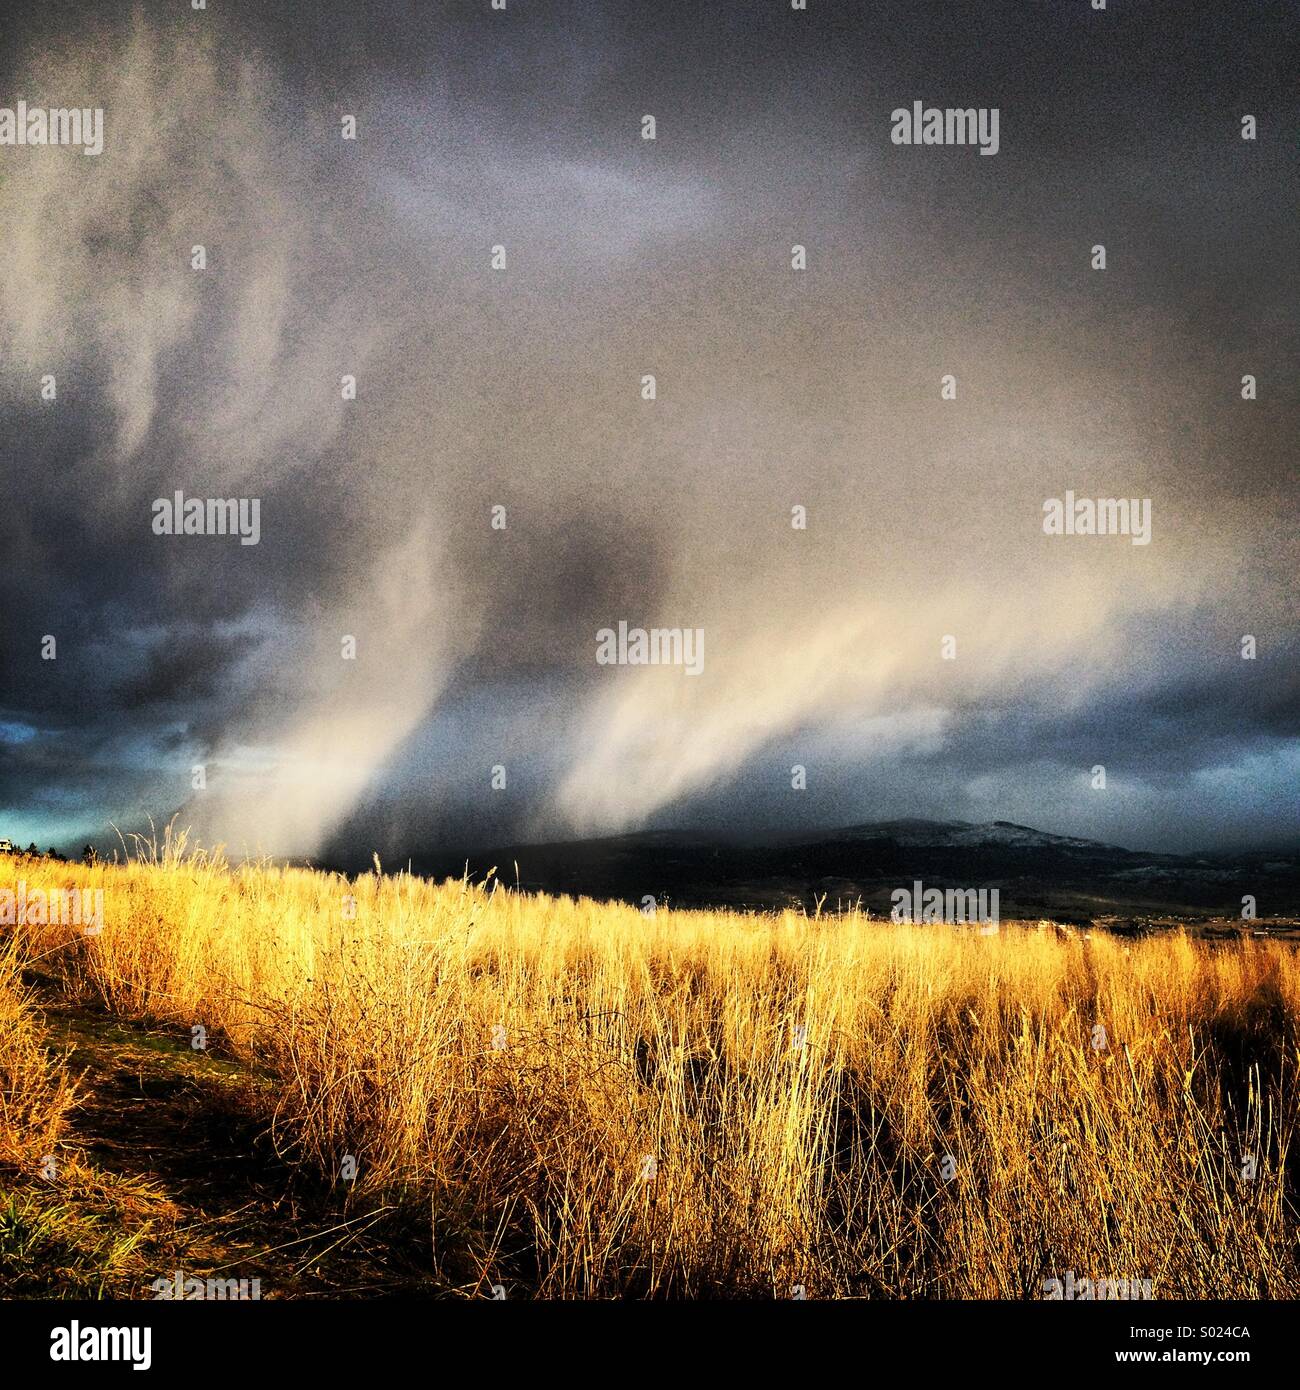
[{"xmin": 823, "ymin": 819, "xmax": 1124, "ymax": 853}]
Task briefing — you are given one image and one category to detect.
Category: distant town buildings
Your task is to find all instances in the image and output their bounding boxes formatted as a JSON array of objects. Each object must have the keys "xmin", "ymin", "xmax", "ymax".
[{"xmin": 0, "ymin": 839, "xmax": 76, "ymax": 861}]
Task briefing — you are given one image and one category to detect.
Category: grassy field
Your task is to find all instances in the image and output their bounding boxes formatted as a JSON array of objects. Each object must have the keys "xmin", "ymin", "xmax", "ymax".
[{"xmin": 2, "ymin": 834, "xmax": 1298, "ymax": 1298}]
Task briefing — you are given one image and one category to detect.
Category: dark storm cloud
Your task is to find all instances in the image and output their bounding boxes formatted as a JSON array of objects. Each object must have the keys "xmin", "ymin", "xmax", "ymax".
[
  {"xmin": 1, "ymin": 0, "xmax": 1296, "ymax": 855},
  {"xmin": 578, "ymin": 642, "xmax": 1299, "ymax": 858},
  {"xmin": 112, "ymin": 628, "xmax": 262, "ymax": 709}
]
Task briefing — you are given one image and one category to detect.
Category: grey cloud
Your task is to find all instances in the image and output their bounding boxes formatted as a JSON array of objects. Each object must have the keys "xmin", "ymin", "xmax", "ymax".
[{"xmin": 1, "ymin": 1, "xmax": 1296, "ymax": 858}]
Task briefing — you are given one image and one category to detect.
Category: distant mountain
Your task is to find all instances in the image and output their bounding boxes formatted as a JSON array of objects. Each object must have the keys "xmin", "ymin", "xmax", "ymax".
[
  {"xmin": 812, "ymin": 818, "xmax": 1120, "ymax": 852},
  {"xmin": 418, "ymin": 818, "xmax": 1300, "ymax": 923}
]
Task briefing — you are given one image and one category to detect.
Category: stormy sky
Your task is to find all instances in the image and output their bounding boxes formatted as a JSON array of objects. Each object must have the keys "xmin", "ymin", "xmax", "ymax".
[{"xmin": 1, "ymin": 0, "xmax": 1296, "ymax": 861}]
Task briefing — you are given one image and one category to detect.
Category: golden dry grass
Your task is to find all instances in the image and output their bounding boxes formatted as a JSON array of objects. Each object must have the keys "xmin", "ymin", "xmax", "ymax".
[
  {"xmin": 0, "ymin": 935, "xmax": 77, "ymax": 1170},
  {"xmin": 3, "ymin": 834, "xmax": 1298, "ymax": 1298}
]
